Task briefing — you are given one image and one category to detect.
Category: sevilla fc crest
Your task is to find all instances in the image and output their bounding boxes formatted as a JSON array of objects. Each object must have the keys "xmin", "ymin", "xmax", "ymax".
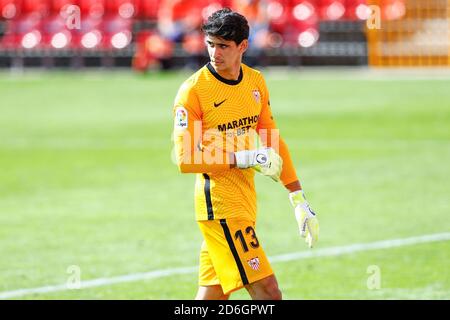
[
  {"xmin": 252, "ymin": 90, "xmax": 261, "ymax": 103},
  {"xmin": 247, "ymin": 257, "xmax": 260, "ymax": 271}
]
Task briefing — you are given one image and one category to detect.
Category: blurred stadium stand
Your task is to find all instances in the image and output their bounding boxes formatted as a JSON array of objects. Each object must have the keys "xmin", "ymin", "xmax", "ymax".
[
  {"xmin": 0, "ymin": 0, "xmax": 448, "ymax": 69},
  {"xmin": 367, "ymin": 0, "xmax": 450, "ymax": 66}
]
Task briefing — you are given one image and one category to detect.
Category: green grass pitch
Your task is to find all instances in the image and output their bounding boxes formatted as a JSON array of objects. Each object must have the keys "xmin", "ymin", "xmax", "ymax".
[{"xmin": 0, "ymin": 69, "xmax": 449, "ymax": 299}]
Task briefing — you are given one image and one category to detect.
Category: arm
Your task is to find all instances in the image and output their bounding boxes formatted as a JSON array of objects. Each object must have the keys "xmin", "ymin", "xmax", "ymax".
[
  {"xmin": 255, "ymin": 76, "xmax": 301, "ymax": 191},
  {"xmin": 173, "ymin": 82, "xmax": 235, "ymax": 173},
  {"xmin": 285, "ymin": 180, "xmax": 301, "ymax": 193},
  {"xmin": 256, "ymin": 74, "xmax": 319, "ymax": 248}
]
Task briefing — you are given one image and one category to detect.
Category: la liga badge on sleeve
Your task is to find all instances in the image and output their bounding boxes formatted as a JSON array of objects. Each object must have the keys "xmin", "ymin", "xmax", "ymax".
[{"xmin": 175, "ymin": 106, "xmax": 188, "ymax": 129}]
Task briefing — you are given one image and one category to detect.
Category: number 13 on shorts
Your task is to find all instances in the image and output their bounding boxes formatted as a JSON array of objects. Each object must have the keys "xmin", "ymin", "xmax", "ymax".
[{"xmin": 198, "ymin": 219, "xmax": 274, "ymax": 293}]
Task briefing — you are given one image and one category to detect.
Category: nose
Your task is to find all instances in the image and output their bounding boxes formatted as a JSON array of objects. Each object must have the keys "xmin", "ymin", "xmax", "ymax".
[{"xmin": 211, "ymin": 47, "xmax": 221, "ymax": 60}]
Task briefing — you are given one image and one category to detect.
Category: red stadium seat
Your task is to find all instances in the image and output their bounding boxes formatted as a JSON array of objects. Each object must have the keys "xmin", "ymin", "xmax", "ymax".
[
  {"xmin": 40, "ymin": 16, "xmax": 72, "ymax": 49},
  {"xmin": 318, "ymin": 0, "xmax": 346, "ymax": 21},
  {"xmin": 291, "ymin": 0, "xmax": 319, "ymax": 25},
  {"xmin": 41, "ymin": 2, "xmax": 79, "ymax": 50},
  {"xmin": 289, "ymin": 1, "xmax": 319, "ymax": 47},
  {"xmin": 100, "ymin": 15, "xmax": 132, "ymax": 49},
  {"xmin": 71, "ymin": 15, "xmax": 102, "ymax": 49},
  {"xmin": 344, "ymin": 0, "xmax": 369, "ymax": 21},
  {"xmin": 50, "ymin": 0, "xmax": 76, "ymax": 13},
  {"xmin": 0, "ymin": 0, "xmax": 19, "ymax": 20},
  {"xmin": 99, "ymin": 0, "xmax": 136, "ymax": 50},
  {"xmin": 20, "ymin": 0, "xmax": 49, "ymax": 17},
  {"xmin": 52, "ymin": 0, "xmax": 102, "ymax": 49},
  {"xmin": 134, "ymin": 0, "xmax": 161, "ymax": 20},
  {"xmin": 1, "ymin": 0, "xmax": 50, "ymax": 49},
  {"xmin": 78, "ymin": 0, "xmax": 104, "ymax": 18},
  {"xmin": 266, "ymin": 0, "xmax": 291, "ymax": 34},
  {"xmin": 1, "ymin": 12, "xmax": 43, "ymax": 49},
  {"xmin": 201, "ymin": 1, "xmax": 223, "ymax": 21},
  {"xmin": 105, "ymin": 0, "xmax": 136, "ymax": 19},
  {"xmin": 381, "ymin": 0, "xmax": 406, "ymax": 21},
  {"xmin": 265, "ymin": 0, "xmax": 319, "ymax": 48}
]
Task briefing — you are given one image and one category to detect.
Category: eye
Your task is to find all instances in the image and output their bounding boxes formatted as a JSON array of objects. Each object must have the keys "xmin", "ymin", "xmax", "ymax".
[{"xmin": 220, "ymin": 45, "xmax": 227, "ymax": 49}]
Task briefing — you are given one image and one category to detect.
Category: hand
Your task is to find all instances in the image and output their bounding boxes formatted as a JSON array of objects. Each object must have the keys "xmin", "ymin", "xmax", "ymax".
[
  {"xmin": 289, "ymin": 190, "xmax": 319, "ymax": 248},
  {"xmin": 234, "ymin": 147, "xmax": 283, "ymax": 182}
]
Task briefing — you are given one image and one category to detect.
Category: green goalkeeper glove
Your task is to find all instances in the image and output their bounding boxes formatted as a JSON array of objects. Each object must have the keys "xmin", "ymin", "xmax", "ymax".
[
  {"xmin": 234, "ymin": 147, "xmax": 283, "ymax": 182},
  {"xmin": 289, "ymin": 190, "xmax": 319, "ymax": 248}
]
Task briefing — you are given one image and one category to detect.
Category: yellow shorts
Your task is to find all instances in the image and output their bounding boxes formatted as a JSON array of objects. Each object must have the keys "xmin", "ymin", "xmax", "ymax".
[{"xmin": 197, "ymin": 218, "xmax": 274, "ymax": 295}]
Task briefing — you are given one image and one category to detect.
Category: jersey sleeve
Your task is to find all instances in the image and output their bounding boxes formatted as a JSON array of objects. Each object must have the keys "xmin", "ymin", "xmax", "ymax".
[
  {"xmin": 172, "ymin": 81, "xmax": 233, "ymax": 173},
  {"xmin": 256, "ymin": 74, "xmax": 299, "ymax": 187}
]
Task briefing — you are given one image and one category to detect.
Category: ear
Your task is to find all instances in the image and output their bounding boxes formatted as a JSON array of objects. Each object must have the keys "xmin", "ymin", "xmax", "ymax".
[{"xmin": 239, "ymin": 39, "xmax": 248, "ymax": 54}]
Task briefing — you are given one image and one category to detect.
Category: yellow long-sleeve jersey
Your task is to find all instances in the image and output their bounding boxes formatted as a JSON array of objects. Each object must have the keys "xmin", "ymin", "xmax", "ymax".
[{"xmin": 172, "ymin": 63, "xmax": 298, "ymax": 221}]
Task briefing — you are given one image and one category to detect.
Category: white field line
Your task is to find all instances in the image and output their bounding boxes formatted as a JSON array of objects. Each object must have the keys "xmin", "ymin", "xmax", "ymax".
[{"xmin": 1, "ymin": 232, "xmax": 449, "ymax": 299}]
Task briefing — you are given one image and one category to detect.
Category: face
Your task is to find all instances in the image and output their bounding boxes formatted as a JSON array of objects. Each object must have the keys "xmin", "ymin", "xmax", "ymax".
[{"xmin": 206, "ymin": 35, "xmax": 248, "ymax": 73}]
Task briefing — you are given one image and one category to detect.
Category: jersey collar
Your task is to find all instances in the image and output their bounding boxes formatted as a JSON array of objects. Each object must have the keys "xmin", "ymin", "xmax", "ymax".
[{"xmin": 206, "ymin": 62, "xmax": 243, "ymax": 86}]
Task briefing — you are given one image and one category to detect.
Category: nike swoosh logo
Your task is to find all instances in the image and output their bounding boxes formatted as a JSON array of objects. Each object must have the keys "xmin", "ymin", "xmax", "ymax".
[{"xmin": 214, "ymin": 99, "xmax": 227, "ymax": 108}]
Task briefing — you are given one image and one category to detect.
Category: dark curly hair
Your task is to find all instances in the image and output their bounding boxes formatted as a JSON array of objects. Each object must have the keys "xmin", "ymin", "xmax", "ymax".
[{"xmin": 201, "ymin": 8, "xmax": 250, "ymax": 45}]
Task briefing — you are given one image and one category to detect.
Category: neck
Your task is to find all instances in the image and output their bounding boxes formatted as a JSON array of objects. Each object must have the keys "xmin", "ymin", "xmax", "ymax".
[
  {"xmin": 207, "ymin": 63, "xmax": 243, "ymax": 85},
  {"xmin": 215, "ymin": 61, "xmax": 242, "ymax": 81}
]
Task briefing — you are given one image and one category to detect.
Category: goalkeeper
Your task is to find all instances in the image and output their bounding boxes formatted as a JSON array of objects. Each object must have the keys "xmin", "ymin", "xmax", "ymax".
[{"xmin": 172, "ymin": 8, "xmax": 319, "ymax": 300}]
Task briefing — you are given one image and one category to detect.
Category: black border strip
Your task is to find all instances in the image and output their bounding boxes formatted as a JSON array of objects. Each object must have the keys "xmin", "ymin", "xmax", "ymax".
[
  {"xmin": 1, "ymin": 300, "xmax": 437, "ymax": 318},
  {"xmin": 220, "ymin": 219, "xmax": 249, "ymax": 286},
  {"xmin": 206, "ymin": 62, "xmax": 243, "ymax": 86},
  {"xmin": 203, "ymin": 174, "xmax": 214, "ymax": 220}
]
